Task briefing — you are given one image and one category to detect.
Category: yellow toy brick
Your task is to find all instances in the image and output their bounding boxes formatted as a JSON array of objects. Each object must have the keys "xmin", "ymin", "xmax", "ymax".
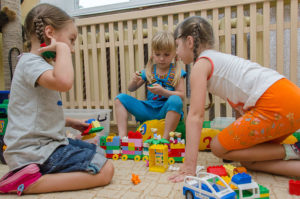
[
  {"xmin": 91, "ymin": 120, "xmax": 101, "ymax": 128},
  {"xmin": 149, "ymin": 144, "xmax": 168, "ymax": 173},
  {"xmin": 223, "ymin": 164, "xmax": 236, "ymax": 178},
  {"xmin": 281, "ymin": 134, "xmax": 298, "ymax": 144},
  {"xmin": 82, "ymin": 133, "xmax": 96, "ymax": 140},
  {"xmin": 170, "ymin": 143, "xmax": 185, "ymax": 149},
  {"xmin": 128, "ymin": 142, "xmax": 135, "ymax": 147}
]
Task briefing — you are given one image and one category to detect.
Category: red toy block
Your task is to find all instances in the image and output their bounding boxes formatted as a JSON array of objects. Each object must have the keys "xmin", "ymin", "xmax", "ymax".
[
  {"xmin": 128, "ymin": 131, "xmax": 142, "ymax": 139},
  {"xmin": 82, "ymin": 124, "xmax": 92, "ymax": 135},
  {"xmin": 207, "ymin": 165, "xmax": 227, "ymax": 177},
  {"xmin": 289, "ymin": 179, "xmax": 300, "ymax": 195}
]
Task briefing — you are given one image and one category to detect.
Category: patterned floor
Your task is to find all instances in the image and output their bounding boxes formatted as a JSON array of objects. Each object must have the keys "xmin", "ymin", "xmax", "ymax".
[{"xmin": 0, "ymin": 150, "xmax": 298, "ymax": 199}]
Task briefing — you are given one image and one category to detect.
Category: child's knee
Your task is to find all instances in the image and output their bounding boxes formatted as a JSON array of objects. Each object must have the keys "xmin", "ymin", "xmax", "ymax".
[
  {"xmin": 167, "ymin": 95, "xmax": 183, "ymax": 109},
  {"xmin": 99, "ymin": 160, "xmax": 114, "ymax": 185},
  {"xmin": 210, "ymin": 136, "xmax": 227, "ymax": 158}
]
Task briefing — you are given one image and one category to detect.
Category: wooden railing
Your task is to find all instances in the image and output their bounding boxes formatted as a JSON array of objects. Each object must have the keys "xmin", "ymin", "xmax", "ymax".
[{"xmin": 63, "ymin": 0, "xmax": 299, "ymax": 126}]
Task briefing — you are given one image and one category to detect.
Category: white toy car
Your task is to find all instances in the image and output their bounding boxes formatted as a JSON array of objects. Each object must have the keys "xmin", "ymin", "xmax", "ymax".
[{"xmin": 183, "ymin": 172, "xmax": 236, "ymax": 199}]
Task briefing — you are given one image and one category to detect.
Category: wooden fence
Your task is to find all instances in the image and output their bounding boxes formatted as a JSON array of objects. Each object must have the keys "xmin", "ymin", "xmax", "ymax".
[{"xmin": 62, "ymin": 0, "xmax": 299, "ymax": 126}]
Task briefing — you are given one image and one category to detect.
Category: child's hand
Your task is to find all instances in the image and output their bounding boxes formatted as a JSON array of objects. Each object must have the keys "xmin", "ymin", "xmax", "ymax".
[
  {"xmin": 38, "ymin": 37, "xmax": 70, "ymax": 55},
  {"xmin": 132, "ymin": 71, "xmax": 142, "ymax": 83},
  {"xmin": 147, "ymin": 83, "xmax": 165, "ymax": 95},
  {"xmin": 168, "ymin": 163, "xmax": 196, "ymax": 183},
  {"xmin": 66, "ymin": 118, "xmax": 89, "ymax": 133}
]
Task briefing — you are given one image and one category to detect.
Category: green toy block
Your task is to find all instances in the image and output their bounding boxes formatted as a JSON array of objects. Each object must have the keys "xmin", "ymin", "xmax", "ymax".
[
  {"xmin": 293, "ymin": 132, "xmax": 300, "ymax": 141},
  {"xmin": 89, "ymin": 126, "xmax": 104, "ymax": 134}
]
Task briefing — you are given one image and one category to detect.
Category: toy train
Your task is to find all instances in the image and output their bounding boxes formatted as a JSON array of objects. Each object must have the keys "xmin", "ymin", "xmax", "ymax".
[{"xmin": 99, "ymin": 130, "xmax": 185, "ymax": 165}]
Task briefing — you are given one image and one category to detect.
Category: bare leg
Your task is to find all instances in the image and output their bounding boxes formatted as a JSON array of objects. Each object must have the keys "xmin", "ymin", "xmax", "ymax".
[
  {"xmin": 114, "ymin": 99, "xmax": 128, "ymax": 138},
  {"xmin": 241, "ymin": 160, "xmax": 300, "ymax": 177},
  {"xmin": 24, "ymin": 160, "xmax": 114, "ymax": 194},
  {"xmin": 211, "ymin": 137, "xmax": 300, "ymax": 177},
  {"xmin": 163, "ymin": 111, "xmax": 181, "ymax": 139}
]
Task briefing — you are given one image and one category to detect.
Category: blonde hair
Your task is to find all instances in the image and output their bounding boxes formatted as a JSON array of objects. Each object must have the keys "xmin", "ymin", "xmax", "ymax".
[
  {"xmin": 145, "ymin": 31, "xmax": 181, "ymax": 87},
  {"xmin": 24, "ymin": 3, "xmax": 73, "ymax": 50}
]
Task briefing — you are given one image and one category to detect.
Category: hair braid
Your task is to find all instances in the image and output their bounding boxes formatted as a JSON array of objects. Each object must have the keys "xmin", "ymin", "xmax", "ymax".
[
  {"xmin": 33, "ymin": 17, "xmax": 45, "ymax": 44},
  {"xmin": 191, "ymin": 24, "xmax": 201, "ymax": 62}
]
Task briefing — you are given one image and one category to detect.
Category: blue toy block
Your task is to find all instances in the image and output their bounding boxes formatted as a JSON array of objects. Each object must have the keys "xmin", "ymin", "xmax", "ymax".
[{"xmin": 231, "ymin": 173, "xmax": 252, "ymax": 184}]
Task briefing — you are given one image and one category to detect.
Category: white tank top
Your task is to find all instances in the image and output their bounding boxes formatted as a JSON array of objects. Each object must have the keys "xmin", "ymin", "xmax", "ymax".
[{"xmin": 198, "ymin": 50, "xmax": 284, "ymax": 113}]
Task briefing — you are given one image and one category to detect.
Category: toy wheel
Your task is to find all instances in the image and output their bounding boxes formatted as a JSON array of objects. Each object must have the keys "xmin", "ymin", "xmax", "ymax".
[
  {"xmin": 142, "ymin": 156, "xmax": 148, "ymax": 161},
  {"xmin": 121, "ymin": 155, "xmax": 128, "ymax": 161},
  {"xmin": 182, "ymin": 157, "xmax": 185, "ymax": 163},
  {"xmin": 185, "ymin": 191, "xmax": 194, "ymax": 199},
  {"xmin": 134, "ymin": 155, "xmax": 141, "ymax": 162},
  {"xmin": 168, "ymin": 157, "xmax": 175, "ymax": 165},
  {"xmin": 112, "ymin": 154, "xmax": 119, "ymax": 160}
]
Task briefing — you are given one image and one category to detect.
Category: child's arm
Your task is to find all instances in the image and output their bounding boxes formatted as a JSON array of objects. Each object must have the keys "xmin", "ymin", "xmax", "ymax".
[
  {"xmin": 128, "ymin": 71, "xmax": 145, "ymax": 92},
  {"xmin": 65, "ymin": 118, "xmax": 89, "ymax": 133},
  {"xmin": 169, "ymin": 58, "xmax": 211, "ymax": 182},
  {"xmin": 147, "ymin": 77, "xmax": 185, "ymax": 99},
  {"xmin": 37, "ymin": 38, "xmax": 74, "ymax": 92}
]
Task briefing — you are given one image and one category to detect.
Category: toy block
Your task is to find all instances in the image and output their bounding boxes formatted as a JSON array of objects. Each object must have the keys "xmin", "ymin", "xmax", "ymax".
[
  {"xmin": 233, "ymin": 167, "xmax": 247, "ymax": 174},
  {"xmin": 121, "ymin": 146, "xmax": 128, "ymax": 151},
  {"xmin": 131, "ymin": 173, "xmax": 141, "ymax": 185},
  {"xmin": 121, "ymin": 136, "xmax": 128, "ymax": 143},
  {"xmin": 121, "ymin": 142, "xmax": 128, "ymax": 146},
  {"xmin": 106, "ymin": 137, "xmax": 120, "ymax": 146},
  {"xmin": 99, "ymin": 136, "xmax": 107, "ymax": 146},
  {"xmin": 231, "ymin": 173, "xmax": 252, "ymax": 184},
  {"xmin": 106, "ymin": 136, "xmax": 114, "ymax": 142},
  {"xmin": 128, "ymin": 138, "xmax": 143, "ymax": 147},
  {"xmin": 128, "ymin": 131, "xmax": 142, "ymax": 139},
  {"xmin": 128, "ymin": 146, "xmax": 135, "ymax": 151},
  {"xmin": 135, "ymin": 147, "xmax": 142, "ymax": 151},
  {"xmin": 82, "ymin": 133, "xmax": 96, "ymax": 140},
  {"xmin": 100, "ymin": 146, "xmax": 106, "ymax": 150},
  {"xmin": 289, "ymin": 179, "xmax": 300, "ymax": 195},
  {"xmin": 91, "ymin": 121, "xmax": 100, "ymax": 128},
  {"xmin": 134, "ymin": 151, "xmax": 142, "ymax": 155},
  {"xmin": 207, "ymin": 165, "xmax": 227, "ymax": 177},
  {"xmin": 258, "ymin": 184, "xmax": 269, "ymax": 197},
  {"xmin": 82, "ymin": 125, "xmax": 92, "ymax": 135},
  {"xmin": 122, "ymin": 150, "xmax": 135, "ymax": 155},
  {"xmin": 128, "ymin": 142, "xmax": 135, "ymax": 147},
  {"xmin": 223, "ymin": 164, "xmax": 236, "ymax": 178}
]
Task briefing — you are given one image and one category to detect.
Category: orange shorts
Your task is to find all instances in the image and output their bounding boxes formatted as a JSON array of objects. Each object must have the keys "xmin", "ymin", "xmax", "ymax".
[{"xmin": 218, "ymin": 78, "xmax": 300, "ymax": 150}]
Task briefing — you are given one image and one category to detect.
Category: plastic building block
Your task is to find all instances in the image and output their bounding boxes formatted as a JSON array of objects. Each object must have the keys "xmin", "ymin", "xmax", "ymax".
[
  {"xmin": 231, "ymin": 173, "xmax": 252, "ymax": 184},
  {"xmin": 207, "ymin": 165, "xmax": 227, "ymax": 177},
  {"xmin": 40, "ymin": 43, "xmax": 56, "ymax": 59},
  {"xmin": 289, "ymin": 179, "xmax": 300, "ymax": 195},
  {"xmin": 131, "ymin": 173, "xmax": 141, "ymax": 185},
  {"xmin": 199, "ymin": 128, "xmax": 220, "ymax": 150}
]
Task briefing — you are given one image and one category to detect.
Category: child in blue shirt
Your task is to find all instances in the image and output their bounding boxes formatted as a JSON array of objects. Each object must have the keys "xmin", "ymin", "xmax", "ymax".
[{"xmin": 115, "ymin": 31, "xmax": 186, "ymax": 139}]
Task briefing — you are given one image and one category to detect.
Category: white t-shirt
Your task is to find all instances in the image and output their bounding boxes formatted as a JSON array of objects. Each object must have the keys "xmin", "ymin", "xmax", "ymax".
[
  {"xmin": 4, "ymin": 53, "xmax": 68, "ymax": 171},
  {"xmin": 199, "ymin": 50, "xmax": 284, "ymax": 113}
]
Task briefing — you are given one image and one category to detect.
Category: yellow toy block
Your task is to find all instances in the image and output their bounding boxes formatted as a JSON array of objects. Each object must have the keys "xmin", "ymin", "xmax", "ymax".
[
  {"xmin": 199, "ymin": 128, "xmax": 220, "ymax": 150},
  {"xmin": 223, "ymin": 164, "xmax": 236, "ymax": 178},
  {"xmin": 106, "ymin": 136, "xmax": 114, "ymax": 142},
  {"xmin": 82, "ymin": 133, "xmax": 96, "ymax": 140},
  {"xmin": 281, "ymin": 135, "xmax": 298, "ymax": 144},
  {"xmin": 218, "ymin": 176, "xmax": 237, "ymax": 189},
  {"xmin": 149, "ymin": 144, "xmax": 168, "ymax": 173},
  {"xmin": 170, "ymin": 143, "xmax": 185, "ymax": 149},
  {"xmin": 128, "ymin": 142, "xmax": 135, "ymax": 147},
  {"xmin": 91, "ymin": 121, "xmax": 101, "ymax": 128}
]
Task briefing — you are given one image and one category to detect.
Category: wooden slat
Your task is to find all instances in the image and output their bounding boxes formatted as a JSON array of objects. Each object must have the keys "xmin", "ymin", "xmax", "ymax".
[
  {"xmin": 276, "ymin": 0, "xmax": 284, "ymax": 75},
  {"xmin": 91, "ymin": 25, "xmax": 100, "ymax": 108},
  {"xmin": 212, "ymin": 8, "xmax": 221, "ymax": 118},
  {"xmin": 250, "ymin": 3, "xmax": 257, "ymax": 62},
  {"xmin": 109, "ymin": 22, "xmax": 118, "ymax": 123},
  {"xmin": 263, "ymin": 1, "xmax": 270, "ymax": 67},
  {"xmin": 236, "ymin": 5, "xmax": 244, "ymax": 58},
  {"xmin": 137, "ymin": 19, "xmax": 145, "ymax": 100},
  {"xmin": 82, "ymin": 26, "xmax": 91, "ymax": 108},
  {"xmin": 178, "ymin": 13, "xmax": 184, "ymax": 23},
  {"xmin": 157, "ymin": 16, "xmax": 163, "ymax": 30},
  {"xmin": 118, "ymin": 22, "xmax": 126, "ymax": 93},
  {"xmin": 74, "ymin": 30, "xmax": 83, "ymax": 108},
  {"xmin": 290, "ymin": 0, "xmax": 298, "ymax": 83},
  {"xmin": 127, "ymin": 20, "xmax": 136, "ymax": 99},
  {"xmin": 99, "ymin": 24, "xmax": 109, "ymax": 109},
  {"xmin": 147, "ymin": 17, "xmax": 153, "ymax": 54},
  {"xmin": 167, "ymin": 14, "xmax": 174, "ymax": 32},
  {"xmin": 224, "ymin": 6, "xmax": 233, "ymax": 117},
  {"xmin": 201, "ymin": 10, "xmax": 207, "ymax": 18}
]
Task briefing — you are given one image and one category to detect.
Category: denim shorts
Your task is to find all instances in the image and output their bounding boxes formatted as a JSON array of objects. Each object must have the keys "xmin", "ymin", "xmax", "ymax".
[{"xmin": 39, "ymin": 138, "xmax": 107, "ymax": 175}]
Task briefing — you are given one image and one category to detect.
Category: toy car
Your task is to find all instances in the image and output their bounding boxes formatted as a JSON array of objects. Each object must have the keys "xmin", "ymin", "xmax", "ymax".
[{"xmin": 183, "ymin": 172, "xmax": 236, "ymax": 199}]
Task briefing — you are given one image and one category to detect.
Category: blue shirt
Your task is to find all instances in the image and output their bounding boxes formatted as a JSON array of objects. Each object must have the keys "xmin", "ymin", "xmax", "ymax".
[{"xmin": 140, "ymin": 63, "xmax": 186, "ymax": 108}]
